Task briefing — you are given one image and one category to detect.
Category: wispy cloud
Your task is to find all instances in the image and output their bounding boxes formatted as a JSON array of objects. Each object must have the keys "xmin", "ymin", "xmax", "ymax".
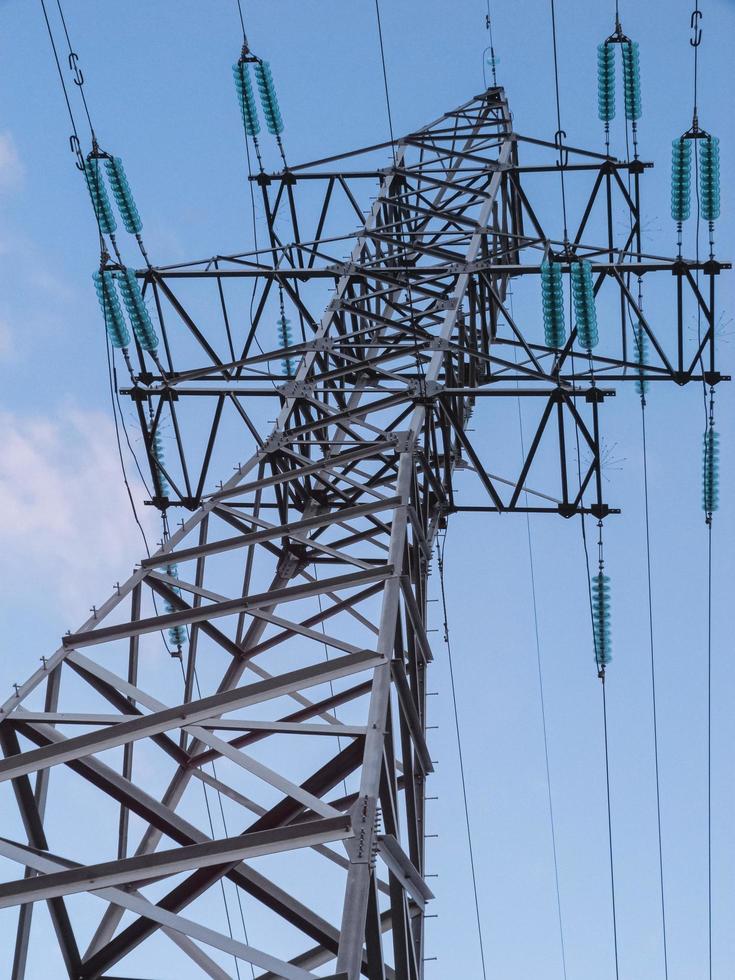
[
  {"xmin": 0, "ymin": 407, "xmax": 156, "ymax": 616},
  {"xmin": 0, "ymin": 131, "xmax": 23, "ymax": 193},
  {"xmin": 0, "ymin": 318, "xmax": 11, "ymax": 360}
]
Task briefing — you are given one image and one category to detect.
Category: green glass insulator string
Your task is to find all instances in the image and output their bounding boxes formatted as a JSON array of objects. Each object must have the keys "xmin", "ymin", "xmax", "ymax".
[
  {"xmin": 621, "ymin": 41, "xmax": 642, "ymax": 117},
  {"xmin": 115, "ymin": 269, "xmax": 159, "ymax": 351},
  {"xmin": 150, "ymin": 429, "xmax": 170, "ymax": 498},
  {"xmin": 92, "ymin": 270, "xmax": 129, "ymax": 348},
  {"xmin": 571, "ymin": 260, "xmax": 599, "ymax": 350},
  {"xmin": 634, "ymin": 322, "xmax": 649, "ymax": 397},
  {"xmin": 699, "ymin": 135, "xmax": 720, "ymax": 257},
  {"xmin": 84, "ymin": 159, "xmax": 116, "ymax": 236},
  {"xmin": 622, "ymin": 40, "xmax": 642, "ymax": 157},
  {"xmin": 277, "ymin": 314, "xmax": 296, "ymax": 377},
  {"xmin": 670, "ymin": 137, "xmax": 692, "ymax": 254},
  {"xmin": 592, "ymin": 572, "xmax": 612, "ymax": 667},
  {"xmin": 597, "ymin": 42, "xmax": 616, "ymax": 150},
  {"xmin": 104, "ymin": 157, "xmax": 143, "ymax": 235},
  {"xmin": 702, "ymin": 427, "xmax": 719, "ymax": 516},
  {"xmin": 541, "ymin": 259, "xmax": 566, "ymax": 348},
  {"xmin": 233, "ymin": 60, "xmax": 261, "ymax": 139},
  {"xmin": 254, "ymin": 61, "xmax": 284, "ymax": 135},
  {"xmin": 254, "ymin": 59, "xmax": 286, "ymax": 166},
  {"xmin": 163, "ymin": 563, "xmax": 187, "ymax": 652}
]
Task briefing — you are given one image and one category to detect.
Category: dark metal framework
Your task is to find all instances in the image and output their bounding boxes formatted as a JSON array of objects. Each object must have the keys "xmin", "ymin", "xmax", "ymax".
[{"xmin": 0, "ymin": 88, "xmax": 728, "ymax": 979}]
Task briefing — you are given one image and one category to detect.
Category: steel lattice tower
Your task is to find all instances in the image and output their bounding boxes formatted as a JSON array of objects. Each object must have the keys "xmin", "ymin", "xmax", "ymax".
[{"xmin": 0, "ymin": 87, "xmax": 728, "ymax": 979}]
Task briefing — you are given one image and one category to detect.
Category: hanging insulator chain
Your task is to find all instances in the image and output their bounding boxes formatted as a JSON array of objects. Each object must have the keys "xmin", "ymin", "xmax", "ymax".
[
  {"xmin": 254, "ymin": 61, "xmax": 284, "ymax": 136},
  {"xmin": 92, "ymin": 269, "xmax": 129, "ymax": 348},
  {"xmin": 278, "ymin": 314, "xmax": 296, "ymax": 378},
  {"xmin": 540, "ymin": 259, "xmax": 566, "ymax": 349},
  {"xmin": 163, "ymin": 562, "xmax": 187, "ymax": 654},
  {"xmin": 104, "ymin": 157, "xmax": 143, "ymax": 235},
  {"xmin": 597, "ymin": 42, "xmax": 616, "ymax": 125},
  {"xmin": 115, "ymin": 268, "xmax": 159, "ymax": 351},
  {"xmin": 621, "ymin": 40, "xmax": 642, "ymax": 122},
  {"xmin": 150, "ymin": 428, "xmax": 171, "ymax": 503},
  {"xmin": 84, "ymin": 158, "xmax": 117, "ymax": 235},
  {"xmin": 233, "ymin": 59, "xmax": 261, "ymax": 137},
  {"xmin": 699, "ymin": 134, "xmax": 720, "ymax": 259},
  {"xmin": 592, "ymin": 521, "xmax": 611, "ymax": 673},
  {"xmin": 702, "ymin": 388, "xmax": 719, "ymax": 521},
  {"xmin": 671, "ymin": 137, "xmax": 692, "ymax": 224},
  {"xmin": 592, "ymin": 571, "xmax": 612, "ymax": 670},
  {"xmin": 634, "ymin": 320, "xmax": 649, "ymax": 398},
  {"xmin": 571, "ymin": 260, "xmax": 599, "ymax": 350}
]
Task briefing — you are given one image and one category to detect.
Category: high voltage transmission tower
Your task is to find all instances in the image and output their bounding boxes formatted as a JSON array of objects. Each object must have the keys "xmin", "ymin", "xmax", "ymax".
[{"xmin": 0, "ymin": 16, "xmax": 729, "ymax": 980}]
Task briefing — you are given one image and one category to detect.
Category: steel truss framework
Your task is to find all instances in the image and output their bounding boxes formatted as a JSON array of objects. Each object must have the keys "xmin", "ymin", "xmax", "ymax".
[{"xmin": 0, "ymin": 88, "xmax": 728, "ymax": 979}]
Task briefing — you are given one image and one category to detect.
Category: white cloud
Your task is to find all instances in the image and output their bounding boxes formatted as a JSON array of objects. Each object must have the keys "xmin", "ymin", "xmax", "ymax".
[
  {"xmin": 0, "ymin": 131, "xmax": 23, "ymax": 193},
  {"xmin": 0, "ymin": 318, "xmax": 11, "ymax": 359},
  {"xmin": 0, "ymin": 407, "xmax": 157, "ymax": 615}
]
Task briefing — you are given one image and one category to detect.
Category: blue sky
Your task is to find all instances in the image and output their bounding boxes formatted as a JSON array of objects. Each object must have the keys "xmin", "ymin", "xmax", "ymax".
[{"xmin": 0, "ymin": 1, "xmax": 733, "ymax": 977}]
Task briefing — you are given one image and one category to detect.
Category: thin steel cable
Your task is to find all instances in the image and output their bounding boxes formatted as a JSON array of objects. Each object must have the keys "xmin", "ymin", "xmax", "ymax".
[
  {"xmin": 373, "ymin": 0, "xmax": 426, "ymax": 384},
  {"xmin": 602, "ymin": 676, "xmax": 620, "ymax": 980},
  {"xmin": 187, "ymin": 662, "xmax": 255, "ymax": 977},
  {"xmin": 482, "ymin": 0, "xmax": 498, "ymax": 88},
  {"xmin": 55, "ymin": 0, "xmax": 95, "ymax": 138},
  {"xmin": 236, "ymin": 0, "xmax": 247, "ymax": 41},
  {"xmin": 640, "ymin": 404, "xmax": 670, "ymax": 980},
  {"xmin": 105, "ymin": 340, "xmax": 151, "ymax": 556},
  {"xmin": 512, "ymin": 328, "xmax": 567, "ymax": 979},
  {"xmin": 374, "ymin": 0, "xmax": 396, "ymax": 148},
  {"xmin": 39, "ymin": 0, "xmax": 81, "ymax": 146},
  {"xmin": 707, "ymin": 521, "xmax": 713, "ymax": 980},
  {"xmin": 620, "ymin": 62, "xmax": 670, "ymax": 978},
  {"xmin": 690, "ymin": 16, "xmax": 714, "ymax": 972},
  {"xmin": 437, "ymin": 532, "xmax": 488, "ymax": 980},
  {"xmin": 693, "ymin": 0, "xmax": 700, "ymax": 119},
  {"xmin": 549, "ymin": 0, "xmax": 569, "ymax": 242},
  {"xmin": 569, "ymin": 329, "xmax": 619, "ymax": 978},
  {"xmin": 178, "ymin": 665, "xmax": 244, "ymax": 980}
]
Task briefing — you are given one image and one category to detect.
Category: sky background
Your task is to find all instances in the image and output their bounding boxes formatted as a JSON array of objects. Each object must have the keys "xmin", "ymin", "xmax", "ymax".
[{"xmin": 0, "ymin": 1, "xmax": 733, "ymax": 977}]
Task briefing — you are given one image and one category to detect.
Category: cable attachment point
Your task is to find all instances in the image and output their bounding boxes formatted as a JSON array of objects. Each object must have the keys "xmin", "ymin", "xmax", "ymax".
[
  {"xmin": 69, "ymin": 134, "xmax": 84, "ymax": 171},
  {"xmin": 554, "ymin": 129, "xmax": 569, "ymax": 168},
  {"xmin": 690, "ymin": 8, "xmax": 703, "ymax": 47},
  {"xmin": 67, "ymin": 50, "xmax": 84, "ymax": 87}
]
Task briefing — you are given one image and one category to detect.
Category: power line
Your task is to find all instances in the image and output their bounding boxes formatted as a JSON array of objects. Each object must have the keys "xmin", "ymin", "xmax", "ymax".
[
  {"xmin": 569, "ymin": 359, "xmax": 619, "ymax": 979},
  {"xmin": 483, "ymin": 0, "xmax": 498, "ymax": 88},
  {"xmin": 236, "ymin": 0, "xmax": 247, "ymax": 41},
  {"xmin": 39, "ymin": 0, "xmax": 81, "ymax": 148},
  {"xmin": 437, "ymin": 532, "xmax": 488, "ymax": 980},
  {"xmin": 640, "ymin": 405, "xmax": 670, "ymax": 980},
  {"xmin": 688, "ymin": 8, "xmax": 715, "ymax": 974},
  {"xmin": 548, "ymin": 0, "xmax": 569, "ymax": 242},
  {"xmin": 373, "ymin": 0, "xmax": 425, "ymax": 386},
  {"xmin": 601, "ymin": 675, "xmax": 620, "ymax": 980},
  {"xmin": 55, "ymin": 0, "xmax": 95, "ymax": 139},
  {"xmin": 512, "ymin": 326, "xmax": 567, "ymax": 979}
]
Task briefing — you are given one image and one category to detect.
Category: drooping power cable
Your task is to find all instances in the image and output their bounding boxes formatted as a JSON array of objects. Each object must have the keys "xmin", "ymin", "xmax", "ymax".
[
  {"xmin": 437, "ymin": 532, "xmax": 488, "ymax": 980},
  {"xmin": 640, "ymin": 398, "xmax": 670, "ymax": 980},
  {"xmin": 512, "ymin": 316, "xmax": 568, "ymax": 979}
]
